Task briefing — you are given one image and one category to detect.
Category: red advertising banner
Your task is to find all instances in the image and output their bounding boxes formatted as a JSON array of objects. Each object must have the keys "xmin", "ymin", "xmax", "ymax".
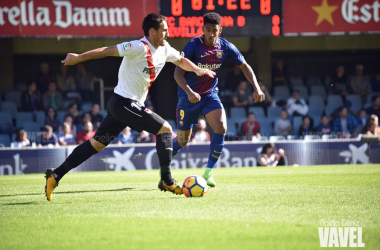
[
  {"xmin": 283, "ymin": 0, "xmax": 380, "ymax": 35},
  {"xmin": 0, "ymin": 0, "xmax": 158, "ymax": 37}
]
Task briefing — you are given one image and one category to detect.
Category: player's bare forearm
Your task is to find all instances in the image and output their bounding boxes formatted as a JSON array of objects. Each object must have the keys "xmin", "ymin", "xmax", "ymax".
[
  {"xmin": 173, "ymin": 57, "xmax": 215, "ymax": 78},
  {"xmin": 240, "ymin": 62, "xmax": 260, "ymax": 91},
  {"xmin": 62, "ymin": 46, "xmax": 119, "ymax": 66},
  {"xmin": 174, "ymin": 67, "xmax": 201, "ymax": 103},
  {"xmin": 174, "ymin": 67, "xmax": 192, "ymax": 94},
  {"xmin": 240, "ymin": 62, "xmax": 265, "ymax": 102}
]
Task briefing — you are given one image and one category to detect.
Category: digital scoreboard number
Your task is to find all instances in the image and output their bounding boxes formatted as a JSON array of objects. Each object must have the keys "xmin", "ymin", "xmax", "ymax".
[{"xmin": 160, "ymin": 0, "xmax": 281, "ymax": 37}]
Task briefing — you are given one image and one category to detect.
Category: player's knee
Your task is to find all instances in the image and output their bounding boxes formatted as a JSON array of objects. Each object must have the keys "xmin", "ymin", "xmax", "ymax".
[
  {"xmin": 176, "ymin": 132, "xmax": 191, "ymax": 147},
  {"xmin": 177, "ymin": 138, "xmax": 189, "ymax": 147},
  {"xmin": 157, "ymin": 121, "xmax": 172, "ymax": 134},
  {"xmin": 214, "ymin": 126, "xmax": 227, "ymax": 135},
  {"xmin": 90, "ymin": 138, "xmax": 106, "ymax": 152}
]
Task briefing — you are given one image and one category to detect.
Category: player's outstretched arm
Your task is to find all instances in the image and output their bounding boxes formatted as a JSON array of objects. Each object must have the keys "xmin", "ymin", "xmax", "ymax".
[
  {"xmin": 239, "ymin": 62, "xmax": 265, "ymax": 103},
  {"xmin": 174, "ymin": 67, "xmax": 201, "ymax": 103},
  {"xmin": 61, "ymin": 46, "xmax": 119, "ymax": 66},
  {"xmin": 173, "ymin": 57, "xmax": 216, "ymax": 78}
]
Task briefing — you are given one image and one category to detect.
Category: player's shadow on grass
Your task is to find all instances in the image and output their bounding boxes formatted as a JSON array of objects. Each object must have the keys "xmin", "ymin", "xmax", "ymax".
[
  {"xmin": 3, "ymin": 202, "xmax": 37, "ymax": 206},
  {"xmin": 0, "ymin": 187, "xmax": 135, "ymax": 198}
]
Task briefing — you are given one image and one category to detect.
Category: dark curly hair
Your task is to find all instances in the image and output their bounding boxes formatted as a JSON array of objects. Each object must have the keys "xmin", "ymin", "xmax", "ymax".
[
  {"xmin": 203, "ymin": 12, "xmax": 221, "ymax": 25},
  {"xmin": 142, "ymin": 13, "xmax": 166, "ymax": 37}
]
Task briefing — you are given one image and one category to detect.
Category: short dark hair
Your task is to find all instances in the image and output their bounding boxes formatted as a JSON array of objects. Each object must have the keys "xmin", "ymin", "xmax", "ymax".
[
  {"xmin": 45, "ymin": 106, "xmax": 57, "ymax": 118},
  {"xmin": 27, "ymin": 80, "xmax": 36, "ymax": 87},
  {"xmin": 142, "ymin": 13, "xmax": 166, "ymax": 37},
  {"xmin": 203, "ymin": 12, "xmax": 221, "ymax": 25},
  {"xmin": 248, "ymin": 112, "xmax": 255, "ymax": 117},
  {"xmin": 302, "ymin": 116, "xmax": 310, "ymax": 122},
  {"xmin": 372, "ymin": 95, "xmax": 380, "ymax": 103},
  {"xmin": 261, "ymin": 143, "xmax": 276, "ymax": 155}
]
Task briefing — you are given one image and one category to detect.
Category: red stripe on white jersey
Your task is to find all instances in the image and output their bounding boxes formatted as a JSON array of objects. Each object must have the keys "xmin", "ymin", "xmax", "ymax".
[{"xmin": 141, "ymin": 41, "xmax": 155, "ymax": 90}]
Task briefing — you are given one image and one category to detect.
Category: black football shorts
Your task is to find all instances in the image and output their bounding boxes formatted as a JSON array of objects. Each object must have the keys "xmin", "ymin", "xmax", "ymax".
[{"xmin": 93, "ymin": 93, "xmax": 166, "ymax": 146}]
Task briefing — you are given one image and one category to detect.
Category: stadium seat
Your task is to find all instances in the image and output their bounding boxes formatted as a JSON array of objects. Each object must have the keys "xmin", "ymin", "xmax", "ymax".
[
  {"xmin": 0, "ymin": 133, "xmax": 11, "ymax": 147},
  {"xmin": 308, "ymin": 105, "xmax": 324, "ymax": 117},
  {"xmin": 287, "ymin": 135, "xmax": 301, "ymax": 140},
  {"xmin": 1, "ymin": 101, "xmax": 18, "ymax": 118},
  {"xmin": 64, "ymin": 100, "xmax": 75, "ymax": 109},
  {"xmin": 36, "ymin": 111, "xmax": 45, "ymax": 127},
  {"xmin": 230, "ymin": 107, "xmax": 246, "ymax": 120},
  {"xmin": 23, "ymin": 122, "xmax": 41, "ymax": 133},
  {"xmin": 304, "ymin": 135, "xmax": 321, "ymax": 140},
  {"xmin": 4, "ymin": 91, "xmax": 21, "ymax": 108},
  {"xmin": 99, "ymin": 110, "xmax": 107, "ymax": 118},
  {"xmin": 310, "ymin": 85, "xmax": 327, "ymax": 100},
  {"xmin": 322, "ymin": 134, "xmax": 337, "ymax": 140},
  {"xmin": 15, "ymin": 82, "xmax": 27, "ymax": 92},
  {"xmin": 293, "ymin": 85, "xmax": 309, "ymax": 101},
  {"xmin": 252, "ymin": 136, "xmax": 268, "ymax": 142},
  {"xmin": 365, "ymin": 92, "xmax": 379, "ymax": 106},
  {"xmin": 273, "ymin": 86, "xmax": 290, "ymax": 101},
  {"xmin": 0, "ymin": 112, "xmax": 14, "ymax": 137},
  {"xmin": 16, "ymin": 112, "xmax": 34, "ymax": 128},
  {"xmin": 248, "ymin": 106, "xmax": 265, "ymax": 119},
  {"xmin": 289, "ymin": 76, "xmax": 304, "ymax": 86},
  {"xmin": 226, "ymin": 119, "xmax": 237, "ymax": 136},
  {"xmin": 309, "ymin": 115, "xmax": 321, "ymax": 128},
  {"xmin": 324, "ymin": 75, "xmax": 331, "ymax": 87},
  {"xmin": 57, "ymin": 111, "xmax": 66, "ymax": 124},
  {"xmin": 267, "ymin": 106, "xmax": 282, "ymax": 122},
  {"xmin": 292, "ymin": 116, "xmax": 303, "ymax": 135},
  {"xmin": 325, "ymin": 104, "xmax": 337, "ymax": 116},
  {"xmin": 81, "ymin": 102, "xmax": 93, "ymax": 112},
  {"xmin": 327, "ymin": 95, "xmax": 344, "ymax": 110},
  {"xmin": 0, "ymin": 112, "xmax": 13, "ymax": 125},
  {"xmin": 306, "ymin": 76, "xmax": 322, "ymax": 88},
  {"xmin": 269, "ymin": 135, "xmax": 286, "ymax": 141},
  {"xmin": 346, "ymin": 94, "xmax": 362, "ymax": 114},
  {"xmin": 260, "ymin": 118, "xmax": 274, "ymax": 137}
]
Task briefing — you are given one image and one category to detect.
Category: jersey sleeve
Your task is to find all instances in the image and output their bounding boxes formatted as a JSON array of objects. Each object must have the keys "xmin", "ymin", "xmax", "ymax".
[
  {"xmin": 165, "ymin": 43, "xmax": 181, "ymax": 63},
  {"xmin": 117, "ymin": 40, "xmax": 145, "ymax": 58},
  {"xmin": 227, "ymin": 42, "xmax": 245, "ymax": 66},
  {"xmin": 181, "ymin": 41, "xmax": 195, "ymax": 61}
]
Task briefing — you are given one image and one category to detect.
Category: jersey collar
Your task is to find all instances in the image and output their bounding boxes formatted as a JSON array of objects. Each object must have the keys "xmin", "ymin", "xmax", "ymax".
[
  {"xmin": 141, "ymin": 36, "xmax": 157, "ymax": 52},
  {"xmin": 200, "ymin": 35, "xmax": 219, "ymax": 48}
]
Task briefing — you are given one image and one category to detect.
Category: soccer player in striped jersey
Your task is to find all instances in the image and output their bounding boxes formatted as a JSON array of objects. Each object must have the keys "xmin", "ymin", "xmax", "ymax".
[
  {"xmin": 173, "ymin": 12, "xmax": 265, "ymax": 187},
  {"xmin": 44, "ymin": 13, "xmax": 216, "ymax": 201}
]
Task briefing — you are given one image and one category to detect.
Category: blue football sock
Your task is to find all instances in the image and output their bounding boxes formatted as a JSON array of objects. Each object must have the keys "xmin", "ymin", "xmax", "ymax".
[
  {"xmin": 206, "ymin": 133, "xmax": 225, "ymax": 169},
  {"xmin": 172, "ymin": 137, "xmax": 182, "ymax": 157}
]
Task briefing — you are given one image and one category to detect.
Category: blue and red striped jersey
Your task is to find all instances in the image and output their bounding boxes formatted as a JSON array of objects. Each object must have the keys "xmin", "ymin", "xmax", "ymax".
[{"xmin": 177, "ymin": 35, "xmax": 245, "ymax": 96}]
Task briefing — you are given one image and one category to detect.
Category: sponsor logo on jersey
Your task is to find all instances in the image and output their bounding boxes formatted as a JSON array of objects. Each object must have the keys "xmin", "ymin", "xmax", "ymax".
[
  {"xmin": 197, "ymin": 63, "xmax": 222, "ymax": 70},
  {"xmin": 179, "ymin": 121, "xmax": 184, "ymax": 126},
  {"xmin": 123, "ymin": 42, "xmax": 132, "ymax": 51},
  {"xmin": 216, "ymin": 51, "xmax": 223, "ymax": 59},
  {"xmin": 143, "ymin": 66, "xmax": 162, "ymax": 75},
  {"xmin": 144, "ymin": 108, "xmax": 152, "ymax": 114}
]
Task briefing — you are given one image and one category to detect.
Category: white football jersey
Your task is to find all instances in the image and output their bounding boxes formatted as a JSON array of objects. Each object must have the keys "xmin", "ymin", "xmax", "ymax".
[{"xmin": 114, "ymin": 37, "xmax": 181, "ymax": 104}]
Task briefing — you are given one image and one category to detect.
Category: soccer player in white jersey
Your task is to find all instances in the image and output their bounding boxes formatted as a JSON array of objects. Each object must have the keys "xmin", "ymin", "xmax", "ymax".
[{"xmin": 44, "ymin": 13, "xmax": 216, "ymax": 201}]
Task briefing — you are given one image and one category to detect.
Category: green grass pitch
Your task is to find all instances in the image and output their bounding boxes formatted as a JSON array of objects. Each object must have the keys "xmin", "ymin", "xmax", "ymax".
[{"xmin": 0, "ymin": 165, "xmax": 379, "ymax": 250}]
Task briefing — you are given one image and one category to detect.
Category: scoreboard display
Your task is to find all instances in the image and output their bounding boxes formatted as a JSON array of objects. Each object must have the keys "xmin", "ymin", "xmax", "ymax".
[{"xmin": 160, "ymin": 0, "xmax": 281, "ymax": 37}]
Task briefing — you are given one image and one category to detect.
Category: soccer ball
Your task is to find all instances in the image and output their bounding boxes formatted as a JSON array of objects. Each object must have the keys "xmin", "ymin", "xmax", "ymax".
[{"xmin": 182, "ymin": 175, "xmax": 208, "ymax": 197}]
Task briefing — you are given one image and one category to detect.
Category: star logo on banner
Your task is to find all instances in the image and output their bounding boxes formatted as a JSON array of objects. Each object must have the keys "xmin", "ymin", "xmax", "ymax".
[
  {"xmin": 312, "ymin": 0, "xmax": 338, "ymax": 25},
  {"xmin": 101, "ymin": 148, "xmax": 137, "ymax": 171},
  {"xmin": 339, "ymin": 144, "xmax": 369, "ymax": 164}
]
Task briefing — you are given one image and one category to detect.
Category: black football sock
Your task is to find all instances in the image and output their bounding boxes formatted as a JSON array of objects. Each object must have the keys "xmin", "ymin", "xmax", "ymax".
[
  {"xmin": 156, "ymin": 132, "xmax": 174, "ymax": 185},
  {"xmin": 54, "ymin": 140, "xmax": 98, "ymax": 181}
]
